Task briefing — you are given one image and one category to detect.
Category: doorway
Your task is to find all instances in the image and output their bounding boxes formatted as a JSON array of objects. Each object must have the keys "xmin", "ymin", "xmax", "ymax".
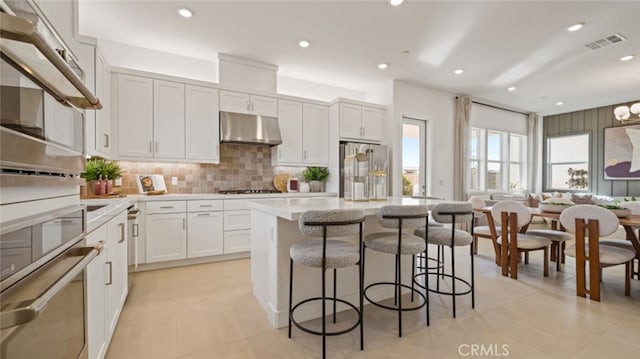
[{"xmin": 402, "ymin": 117, "xmax": 427, "ymax": 197}]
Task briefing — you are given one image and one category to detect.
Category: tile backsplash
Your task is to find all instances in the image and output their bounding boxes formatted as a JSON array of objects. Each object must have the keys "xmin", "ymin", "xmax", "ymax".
[{"xmin": 116, "ymin": 144, "xmax": 304, "ymax": 194}]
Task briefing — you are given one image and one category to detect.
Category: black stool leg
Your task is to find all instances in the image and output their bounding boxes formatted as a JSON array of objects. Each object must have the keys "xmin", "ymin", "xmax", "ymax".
[
  {"xmin": 411, "ymin": 254, "xmax": 416, "ymax": 302},
  {"xmin": 471, "ymin": 241, "xmax": 475, "ymax": 309},
  {"xmin": 333, "ymin": 268, "xmax": 337, "ymax": 323},
  {"xmin": 451, "ymin": 244, "xmax": 456, "ymax": 318},
  {"xmin": 288, "ymin": 258, "xmax": 294, "ymax": 338},
  {"xmin": 394, "ymin": 255, "xmax": 399, "ymax": 305},
  {"xmin": 425, "ymin": 245, "xmax": 430, "ymax": 326},
  {"xmin": 398, "ymin": 253, "xmax": 403, "ymax": 337},
  {"xmin": 436, "ymin": 246, "xmax": 441, "ymax": 291},
  {"xmin": 361, "ymin": 241, "xmax": 366, "ymax": 350},
  {"xmin": 322, "ymin": 265, "xmax": 326, "ymax": 359}
]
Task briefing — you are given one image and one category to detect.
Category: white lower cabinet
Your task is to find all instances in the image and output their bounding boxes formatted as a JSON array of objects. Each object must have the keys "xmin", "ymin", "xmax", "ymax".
[
  {"xmin": 86, "ymin": 210, "xmax": 128, "ymax": 359},
  {"xmin": 223, "ymin": 200, "xmax": 251, "ymax": 253},
  {"xmin": 187, "ymin": 201, "xmax": 224, "ymax": 258},
  {"xmin": 146, "ymin": 212, "xmax": 187, "ymax": 263}
]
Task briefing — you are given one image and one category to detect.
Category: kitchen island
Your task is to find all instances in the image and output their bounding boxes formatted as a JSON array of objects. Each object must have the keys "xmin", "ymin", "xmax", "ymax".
[{"xmin": 247, "ymin": 197, "xmax": 443, "ymax": 328}]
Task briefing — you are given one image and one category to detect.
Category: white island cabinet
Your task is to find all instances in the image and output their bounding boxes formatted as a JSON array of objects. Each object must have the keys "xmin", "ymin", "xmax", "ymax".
[{"xmin": 247, "ymin": 197, "xmax": 443, "ymax": 329}]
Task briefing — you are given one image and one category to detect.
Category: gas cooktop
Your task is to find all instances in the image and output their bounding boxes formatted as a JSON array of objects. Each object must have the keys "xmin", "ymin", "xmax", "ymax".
[{"xmin": 217, "ymin": 189, "xmax": 280, "ymax": 194}]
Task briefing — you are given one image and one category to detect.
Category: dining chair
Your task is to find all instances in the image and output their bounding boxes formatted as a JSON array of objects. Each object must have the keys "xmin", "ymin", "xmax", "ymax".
[
  {"xmin": 468, "ymin": 196, "xmax": 501, "ymax": 262},
  {"xmin": 559, "ymin": 205, "xmax": 635, "ymax": 301},
  {"xmin": 617, "ymin": 201, "xmax": 640, "ymax": 279},
  {"xmin": 491, "ymin": 201, "xmax": 551, "ymax": 279}
]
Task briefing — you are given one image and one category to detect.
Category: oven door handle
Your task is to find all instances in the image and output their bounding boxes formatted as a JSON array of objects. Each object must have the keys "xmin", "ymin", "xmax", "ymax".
[{"xmin": 0, "ymin": 245, "xmax": 99, "ymax": 329}]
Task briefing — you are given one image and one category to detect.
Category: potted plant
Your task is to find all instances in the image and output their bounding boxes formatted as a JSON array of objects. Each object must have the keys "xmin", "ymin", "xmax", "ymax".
[
  {"xmin": 302, "ymin": 167, "xmax": 329, "ymax": 192},
  {"xmin": 81, "ymin": 159, "xmax": 123, "ymax": 195}
]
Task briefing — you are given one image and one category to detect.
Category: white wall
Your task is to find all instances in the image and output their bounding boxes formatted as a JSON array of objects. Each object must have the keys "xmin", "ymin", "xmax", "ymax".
[
  {"xmin": 278, "ymin": 75, "xmax": 364, "ymax": 102},
  {"xmin": 392, "ymin": 81, "xmax": 456, "ymax": 199},
  {"xmin": 99, "ymin": 39, "xmax": 217, "ymax": 82}
]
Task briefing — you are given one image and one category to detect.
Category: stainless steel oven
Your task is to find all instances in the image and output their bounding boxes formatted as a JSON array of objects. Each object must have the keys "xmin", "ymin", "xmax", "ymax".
[{"xmin": 0, "ymin": 206, "xmax": 97, "ymax": 359}]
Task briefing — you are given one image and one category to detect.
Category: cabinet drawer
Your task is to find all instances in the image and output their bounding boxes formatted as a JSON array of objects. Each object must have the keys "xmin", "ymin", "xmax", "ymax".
[
  {"xmin": 223, "ymin": 199, "xmax": 250, "ymax": 211},
  {"xmin": 223, "ymin": 210, "xmax": 250, "ymax": 231},
  {"xmin": 188, "ymin": 200, "xmax": 223, "ymax": 212},
  {"xmin": 223, "ymin": 229, "xmax": 251, "ymax": 253},
  {"xmin": 146, "ymin": 201, "xmax": 187, "ymax": 214}
]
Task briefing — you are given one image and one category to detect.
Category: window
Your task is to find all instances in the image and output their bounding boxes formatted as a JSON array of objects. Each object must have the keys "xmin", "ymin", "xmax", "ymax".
[
  {"xmin": 469, "ymin": 128, "xmax": 527, "ymax": 192},
  {"xmin": 546, "ymin": 133, "xmax": 589, "ymax": 190}
]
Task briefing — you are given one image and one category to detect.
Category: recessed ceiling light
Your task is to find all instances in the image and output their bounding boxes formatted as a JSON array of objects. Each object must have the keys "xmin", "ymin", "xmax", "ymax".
[
  {"xmin": 298, "ymin": 40, "xmax": 310, "ymax": 48},
  {"xmin": 507, "ymin": 86, "xmax": 517, "ymax": 92},
  {"xmin": 378, "ymin": 63, "xmax": 388, "ymax": 69},
  {"xmin": 453, "ymin": 68, "xmax": 464, "ymax": 75},
  {"xmin": 178, "ymin": 8, "xmax": 192, "ymax": 18},
  {"xmin": 389, "ymin": 0, "xmax": 404, "ymax": 6},
  {"xmin": 556, "ymin": 101, "xmax": 564, "ymax": 106},
  {"xmin": 567, "ymin": 22, "xmax": 584, "ymax": 32},
  {"xmin": 620, "ymin": 55, "xmax": 635, "ymax": 61}
]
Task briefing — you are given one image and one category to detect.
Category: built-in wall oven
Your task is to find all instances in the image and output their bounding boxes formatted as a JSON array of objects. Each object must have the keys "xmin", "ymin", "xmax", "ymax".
[
  {"xmin": 0, "ymin": 1, "xmax": 104, "ymax": 359},
  {"xmin": 0, "ymin": 206, "xmax": 98, "ymax": 359}
]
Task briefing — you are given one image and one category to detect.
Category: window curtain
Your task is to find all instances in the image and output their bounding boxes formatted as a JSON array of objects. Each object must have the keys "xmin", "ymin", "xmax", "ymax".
[
  {"xmin": 454, "ymin": 96, "xmax": 472, "ymax": 200},
  {"xmin": 527, "ymin": 112, "xmax": 539, "ymax": 193}
]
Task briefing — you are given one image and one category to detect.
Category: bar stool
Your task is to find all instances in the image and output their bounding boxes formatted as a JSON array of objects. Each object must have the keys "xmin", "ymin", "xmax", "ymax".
[
  {"xmin": 288, "ymin": 209, "xmax": 365, "ymax": 359},
  {"xmin": 414, "ymin": 202, "xmax": 475, "ymax": 319},
  {"xmin": 362, "ymin": 205, "xmax": 429, "ymax": 337}
]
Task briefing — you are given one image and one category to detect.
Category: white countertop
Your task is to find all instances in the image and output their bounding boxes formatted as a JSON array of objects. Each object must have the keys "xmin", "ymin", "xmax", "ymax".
[
  {"xmin": 129, "ymin": 192, "xmax": 336, "ymax": 201},
  {"xmin": 247, "ymin": 197, "xmax": 445, "ymax": 221},
  {"xmin": 82, "ymin": 197, "xmax": 134, "ymax": 233}
]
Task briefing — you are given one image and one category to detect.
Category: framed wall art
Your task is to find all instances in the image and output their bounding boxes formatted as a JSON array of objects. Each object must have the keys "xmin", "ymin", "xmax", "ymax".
[{"xmin": 604, "ymin": 124, "xmax": 640, "ymax": 180}]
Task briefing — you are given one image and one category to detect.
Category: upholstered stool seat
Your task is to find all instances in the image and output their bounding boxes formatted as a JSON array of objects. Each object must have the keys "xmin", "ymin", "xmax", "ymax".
[
  {"xmin": 288, "ymin": 209, "xmax": 365, "ymax": 359},
  {"xmin": 290, "ymin": 239, "xmax": 359, "ymax": 268},
  {"xmin": 364, "ymin": 232, "xmax": 425, "ymax": 255},
  {"xmin": 416, "ymin": 227, "xmax": 473, "ymax": 246}
]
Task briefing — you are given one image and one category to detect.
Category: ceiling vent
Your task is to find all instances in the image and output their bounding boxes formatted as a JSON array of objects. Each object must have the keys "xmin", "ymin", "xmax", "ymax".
[{"xmin": 584, "ymin": 33, "xmax": 627, "ymax": 50}]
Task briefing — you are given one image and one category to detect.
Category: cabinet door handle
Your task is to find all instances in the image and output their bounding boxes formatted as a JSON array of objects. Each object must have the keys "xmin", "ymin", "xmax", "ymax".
[
  {"xmin": 199, "ymin": 205, "xmax": 213, "ymax": 207},
  {"xmin": 106, "ymin": 261, "xmax": 113, "ymax": 286},
  {"xmin": 118, "ymin": 223, "xmax": 125, "ymax": 243},
  {"xmin": 155, "ymin": 142, "xmax": 158, "ymax": 153},
  {"xmin": 149, "ymin": 141, "xmax": 153, "ymax": 153},
  {"xmin": 183, "ymin": 218, "xmax": 186, "ymax": 229},
  {"xmin": 303, "ymin": 150, "xmax": 307, "ymax": 160},
  {"xmin": 133, "ymin": 223, "xmax": 139, "ymax": 237},
  {"xmin": 197, "ymin": 213, "xmax": 211, "ymax": 216},
  {"xmin": 160, "ymin": 206, "xmax": 174, "ymax": 209},
  {"xmin": 104, "ymin": 134, "xmax": 109, "ymax": 148},
  {"xmin": 246, "ymin": 100, "xmax": 250, "ymax": 111}
]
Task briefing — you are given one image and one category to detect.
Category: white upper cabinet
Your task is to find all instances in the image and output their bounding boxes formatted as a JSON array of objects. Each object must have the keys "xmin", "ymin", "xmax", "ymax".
[
  {"xmin": 337, "ymin": 101, "xmax": 384, "ymax": 143},
  {"xmin": 361, "ymin": 106, "xmax": 383, "ymax": 142},
  {"xmin": 273, "ymin": 100, "xmax": 303, "ymax": 164},
  {"xmin": 153, "ymin": 80, "xmax": 185, "ymax": 159},
  {"xmin": 302, "ymin": 103, "xmax": 329, "ymax": 165},
  {"xmin": 272, "ymin": 100, "xmax": 328, "ymax": 166},
  {"xmin": 339, "ymin": 103, "xmax": 362, "ymax": 140},
  {"xmin": 185, "ymin": 85, "xmax": 219, "ymax": 163},
  {"xmin": 115, "ymin": 74, "xmax": 154, "ymax": 158},
  {"xmin": 115, "ymin": 73, "xmax": 222, "ymax": 163},
  {"xmin": 78, "ymin": 42, "xmax": 111, "ymax": 158},
  {"xmin": 219, "ymin": 90, "xmax": 277, "ymax": 117},
  {"xmin": 95, "ymin": 50, "xmax": 111, "ymax": 156}
]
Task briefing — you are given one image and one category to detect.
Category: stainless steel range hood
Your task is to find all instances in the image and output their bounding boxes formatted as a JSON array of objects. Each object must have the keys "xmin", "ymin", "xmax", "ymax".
[
  {"xmin": 0, "ymin": 5, "xmax": 101, "ymax": 109},
  {"xmin": 220, "ymin": 111, "xmax": 282, "ymax": 146}
]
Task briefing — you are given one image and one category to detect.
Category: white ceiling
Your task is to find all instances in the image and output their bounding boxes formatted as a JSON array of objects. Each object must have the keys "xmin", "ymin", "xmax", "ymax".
[{"xmin": 78, "ymin": 0, "xmax": 640, "ymax": 115}]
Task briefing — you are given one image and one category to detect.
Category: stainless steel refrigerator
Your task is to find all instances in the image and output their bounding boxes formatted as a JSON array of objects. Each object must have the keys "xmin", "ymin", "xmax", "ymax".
[{"xmin": 339, "ymin": 142, "xmax": 389, "ymax": 199}]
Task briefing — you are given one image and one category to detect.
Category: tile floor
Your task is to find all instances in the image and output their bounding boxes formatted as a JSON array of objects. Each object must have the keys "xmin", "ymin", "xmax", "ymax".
[{"xmin": 107, "ymin": 238, "xmax": 640, "ymax": 359}]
